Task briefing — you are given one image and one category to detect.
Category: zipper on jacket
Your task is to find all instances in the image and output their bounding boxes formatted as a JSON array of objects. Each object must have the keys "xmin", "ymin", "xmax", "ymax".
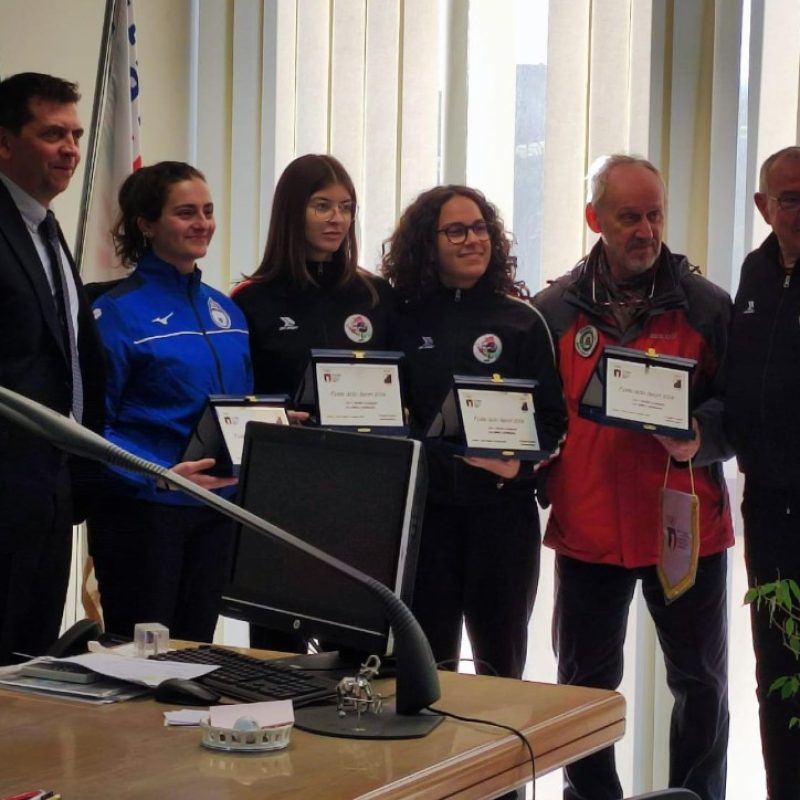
[
  {"xmin": 187, "ymin": 282, "xmax": 226, "ymax": 391},
  {"xmin": 449, "ymin": 288, "xmax": 463, "ymax": 377},
  {"xmin": 313, "ymin": 292, "xmax": 329, "ymax": 348},
  {"xmin": 758, "ymin": 270, "xmax": 791, "ymax": 444},
  {"xmin": 449, "ymin": 286, "xmax": 467, "ymax": 497}
]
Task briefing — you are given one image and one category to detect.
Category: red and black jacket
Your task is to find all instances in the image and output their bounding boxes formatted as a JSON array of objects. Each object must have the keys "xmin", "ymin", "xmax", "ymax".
[{"xmin": 533, "ymin": 241, "xmax": 734, "ymax": 567}]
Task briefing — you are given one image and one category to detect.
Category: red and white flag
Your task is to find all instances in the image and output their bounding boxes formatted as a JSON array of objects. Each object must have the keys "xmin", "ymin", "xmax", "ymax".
[{"xmin": 78, "ymin": 0, "xmax": 141, "ymax": 282}]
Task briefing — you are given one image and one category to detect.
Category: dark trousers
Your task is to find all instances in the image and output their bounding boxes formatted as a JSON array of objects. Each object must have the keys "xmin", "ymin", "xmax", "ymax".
[
  {"xmin": 0, "ymin": 465, "xmax": 72, "ymax": 664},
  {"xmin": 555, "ymin": 552, "xmax": 729, "ymax": 800},
  {"xmin": 742, "ymin": 481, "xmax": 800, "ymax": 800},
  {"xmin": 412, "ymin": 492, "xmax": 541, "ymax": 679},
  {"xmin": 88, "ymin": 497, "xmax": 234, "ymax": 643}
]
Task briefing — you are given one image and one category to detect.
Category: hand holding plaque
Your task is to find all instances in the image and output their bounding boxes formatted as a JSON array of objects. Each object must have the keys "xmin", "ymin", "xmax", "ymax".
[
  {"xmin": 182, "ymin": 395, "xmax": 290, "ymax": 475},
  {"xmin": 654, "ymin": 417, "xmax": 701, "ymax": 462}
]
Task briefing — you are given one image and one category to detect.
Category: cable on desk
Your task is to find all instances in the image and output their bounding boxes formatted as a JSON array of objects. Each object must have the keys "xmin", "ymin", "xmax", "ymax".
[{"xmin": 425, "ymin": 705, "xmax": 536, "ymax": 800}]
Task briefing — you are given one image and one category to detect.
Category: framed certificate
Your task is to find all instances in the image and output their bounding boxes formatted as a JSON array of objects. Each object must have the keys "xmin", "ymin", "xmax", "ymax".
[
  {"xmin": 426, "ymin": 375, "xmax": 547, "ymax": 461},
  {"xmin": 579, "ymin": 346, "xmax": 696, "ymax": 439},
  {"xmin": 182, "ymin": 395, "xmax": 290, "ymax": 475},
  {"xmin": 295, "ymin": 349, "xmax": 407, "ymax": 434}
]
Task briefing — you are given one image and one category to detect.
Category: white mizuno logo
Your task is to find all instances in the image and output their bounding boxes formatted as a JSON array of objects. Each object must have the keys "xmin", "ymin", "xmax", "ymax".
[
  {"xmin": 418, "ymin": 336, "xmax": 435, "ymax": 350},
  {"xmin": 152, "ymin": 312, "xmax": 175, "ymax": 325},
  {"xmin": 279, "ymin": 316, "xmax": 299, "ymax": 331},
  {"xmin": 743, "ymin": 300, "xmax": 755, "ymax": 315}
]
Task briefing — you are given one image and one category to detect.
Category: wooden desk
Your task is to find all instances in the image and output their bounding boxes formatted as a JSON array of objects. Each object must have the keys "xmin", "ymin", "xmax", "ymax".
[{"xmin": 0, "ymin": 667, "xmax": 624, "ymax": 799}]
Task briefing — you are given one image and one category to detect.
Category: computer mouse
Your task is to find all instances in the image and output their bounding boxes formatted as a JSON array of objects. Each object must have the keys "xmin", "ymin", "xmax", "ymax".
[{"xmin": 154, "ymin": 677, "xmax": 221, "ymax": 706}]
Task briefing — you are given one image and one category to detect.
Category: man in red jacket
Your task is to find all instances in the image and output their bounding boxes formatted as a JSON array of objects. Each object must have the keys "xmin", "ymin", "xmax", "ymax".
[{"xmin": 534, "ymin": 154, "xmax": 733, "ymax": 800}]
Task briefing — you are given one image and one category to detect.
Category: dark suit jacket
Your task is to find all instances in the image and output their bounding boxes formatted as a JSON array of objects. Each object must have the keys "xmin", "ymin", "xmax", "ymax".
[{"xmin": 0, "ymin": 179, "xmax": 105, "ymax": 550}]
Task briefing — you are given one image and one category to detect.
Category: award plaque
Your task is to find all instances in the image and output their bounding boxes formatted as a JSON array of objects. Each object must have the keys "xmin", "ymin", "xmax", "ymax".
[
  {"xmin": 579, "ymin": 346, "xmax": 696, "ymax": 439},
  {"xmin": 427, "ymin": 374, "xmax": 547, "ymax": 461},
  {"xmin": 296, "ymin": 349, "xmax": 407, "ymax": 434},
  {"xmin": 182, "ymin": 395, "xmax": 290, "ymax": 475}
]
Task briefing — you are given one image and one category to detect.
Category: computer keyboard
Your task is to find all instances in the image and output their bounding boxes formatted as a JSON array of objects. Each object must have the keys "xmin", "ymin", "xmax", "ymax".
[{"xmin": 149, "ymin": 645, "xmax": 338, "ymax": 706}]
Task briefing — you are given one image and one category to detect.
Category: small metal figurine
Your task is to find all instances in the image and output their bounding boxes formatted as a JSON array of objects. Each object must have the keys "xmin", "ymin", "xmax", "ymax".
[{"xmin": 336, "ymin": 654, "xmax": 383, "ymax": 719}]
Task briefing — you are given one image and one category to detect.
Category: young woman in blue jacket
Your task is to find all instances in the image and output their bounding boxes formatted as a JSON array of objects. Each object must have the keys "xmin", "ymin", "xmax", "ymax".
[{"xmin": 88, "ymin": 161, "xmax": 252, "ymax": 642}]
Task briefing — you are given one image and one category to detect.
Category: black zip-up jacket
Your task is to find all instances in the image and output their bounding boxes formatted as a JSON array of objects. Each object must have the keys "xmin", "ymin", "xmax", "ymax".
[
  {"xmin": 232, "ymin": 263, "xmax": 396, "ymax": 397},
  {"xmin": 396, "ymin": 278, "xmax": 566, "ymax": 505},
  {"xmin": 725, "ymin": 233, "xmax": 800, "ymax": 489}
]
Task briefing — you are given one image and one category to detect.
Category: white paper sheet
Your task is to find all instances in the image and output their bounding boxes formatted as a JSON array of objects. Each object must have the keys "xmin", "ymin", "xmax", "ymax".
[{"xmin": 64, "ymin": 653, "xmax": 218, "ymax": 687}]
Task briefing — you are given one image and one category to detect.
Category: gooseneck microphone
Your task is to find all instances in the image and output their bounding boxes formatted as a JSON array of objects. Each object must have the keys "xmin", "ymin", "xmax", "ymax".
[{"xmin": 0, "ymin": 385, "xmax": 441, "ymax": 722}]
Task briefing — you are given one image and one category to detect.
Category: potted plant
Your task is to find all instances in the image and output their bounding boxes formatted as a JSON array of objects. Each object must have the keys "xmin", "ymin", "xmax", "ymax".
[{"xmin": 745, "ymin": 577, "xmax": 800, "ymax": 728}]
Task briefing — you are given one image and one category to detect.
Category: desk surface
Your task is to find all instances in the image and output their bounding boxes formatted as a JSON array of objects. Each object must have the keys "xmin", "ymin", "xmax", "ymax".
[{"xmin": 0, "ymin": 659, "xmax": 624, "ymax": 800}]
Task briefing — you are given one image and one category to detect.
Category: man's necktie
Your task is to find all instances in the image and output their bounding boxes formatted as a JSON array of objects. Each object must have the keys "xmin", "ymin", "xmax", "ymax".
[{"xmin": 39, "ymin": 210, "xmax": 84, "ymax": 424}]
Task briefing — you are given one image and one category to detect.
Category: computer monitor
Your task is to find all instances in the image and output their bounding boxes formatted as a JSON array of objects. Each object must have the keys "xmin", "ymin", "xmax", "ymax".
[{"xmin": 221, "ymin": 422, "xmax": 427, "ymax": 658}]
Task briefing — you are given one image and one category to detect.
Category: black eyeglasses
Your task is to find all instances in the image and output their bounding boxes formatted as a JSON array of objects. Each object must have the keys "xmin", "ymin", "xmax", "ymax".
[
  {"xmin": 768, "ymin": 194, "xmax": 800, "ymax": 212},
  {"xmin": 437, "ymin": 221, "xmax": 491, "ymax": 245},
  {"xmin": 308, "ymin": 200, "xmax": 357, "ymax": 220}
]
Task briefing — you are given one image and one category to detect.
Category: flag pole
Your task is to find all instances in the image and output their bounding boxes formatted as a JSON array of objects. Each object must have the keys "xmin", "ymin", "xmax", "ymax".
[{"xmin": 74, "ymin": 0, "xmax": 117, "ymax": 273}]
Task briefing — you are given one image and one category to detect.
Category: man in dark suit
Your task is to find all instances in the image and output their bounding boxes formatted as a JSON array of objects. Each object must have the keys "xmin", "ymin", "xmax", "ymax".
[{"xmin": 0, "ymin": 72, "xmax": 104, "ymax": 663}]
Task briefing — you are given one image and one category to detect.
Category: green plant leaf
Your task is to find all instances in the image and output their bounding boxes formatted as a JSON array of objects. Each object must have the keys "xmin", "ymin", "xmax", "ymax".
[
  {"xmin": 781, "ymin": 677, "xmax": 799, "ymax": 700},
  {"xmin": 770, "ymin": 676, "xmax": 788, "ymax": 694},
  {"xmin": 777, "ymin": 581, "xmax": 792, "ymax": 610},
  {"xmin": 752, "ymin": 576, "xmax": 800, "ymax": 706}
]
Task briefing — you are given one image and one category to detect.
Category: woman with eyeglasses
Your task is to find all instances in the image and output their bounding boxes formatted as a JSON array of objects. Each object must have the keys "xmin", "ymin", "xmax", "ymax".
[
  {"xmin": 382, "ymin": 185, "xmax": 566, "ymax": 680},
  {"xmin": 233, "ymin": 154, "xmax": 395, "ymax": 403},
  {"xmin": 232, "ymin": 153, "xmax": 396, "ymax": 651}
]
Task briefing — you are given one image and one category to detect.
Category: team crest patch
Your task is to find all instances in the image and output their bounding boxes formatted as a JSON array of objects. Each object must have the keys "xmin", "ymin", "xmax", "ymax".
[
  {"xmin": 344, "ymin": 314, "xmax": 373, "ymax": 343},
  {"xmin": 208, "ymin": 297, "xmax": 231, "ymax": 329},
  {"xmin": 93, "ymin": 308, "xmax": 102, "ymax": 320},
  {"xmin": 575, "ymin": 325, "xmax": 598, "ymax": 357},
  {"xmin": 473, "ymin": 333, "xmax": 502, "ymax": 364}
]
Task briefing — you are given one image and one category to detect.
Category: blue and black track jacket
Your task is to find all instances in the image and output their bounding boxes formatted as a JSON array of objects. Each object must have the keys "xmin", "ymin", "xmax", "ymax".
[{"xmin": 92, "ymin": 253, "xmax": 252, "ymax": 505}]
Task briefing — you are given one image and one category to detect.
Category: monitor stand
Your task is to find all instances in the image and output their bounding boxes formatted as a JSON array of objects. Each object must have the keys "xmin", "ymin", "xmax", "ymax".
[{"xmin": 268, "ymin": 649, "xmax": 397, "ymax": 680}]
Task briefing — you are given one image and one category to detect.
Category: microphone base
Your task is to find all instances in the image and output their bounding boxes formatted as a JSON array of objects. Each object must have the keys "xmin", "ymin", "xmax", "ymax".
[{"xmin": 294, "ymin": 702, "xmax": 443, "ymax": 739}]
